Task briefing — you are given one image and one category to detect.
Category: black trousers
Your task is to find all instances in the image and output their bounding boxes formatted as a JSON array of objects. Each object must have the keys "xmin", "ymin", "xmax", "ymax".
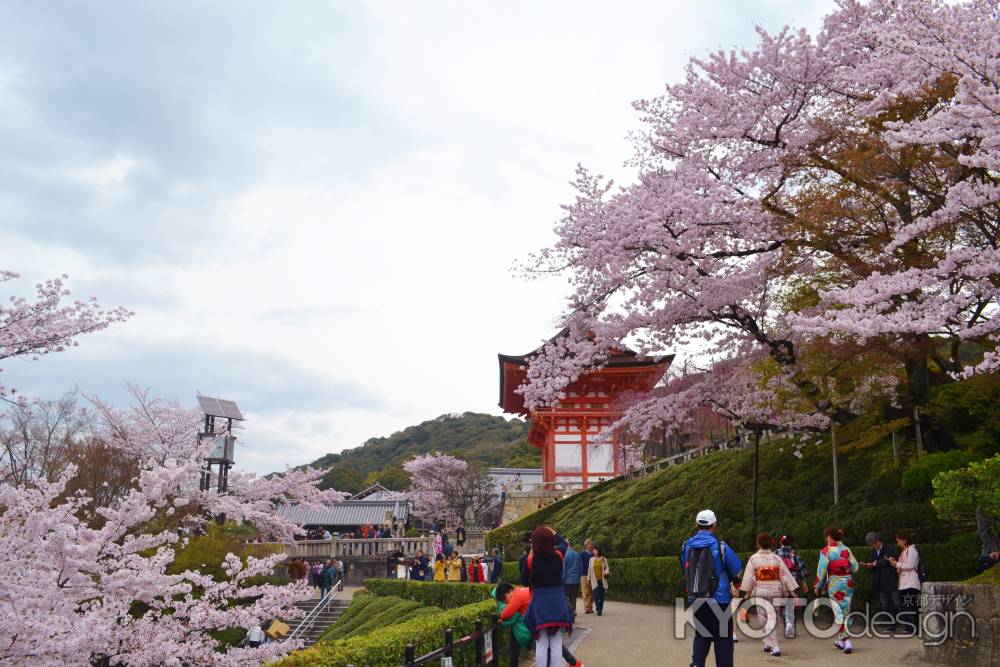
[
  {"xmin": 898, "ymin": 587, "xmax": 921, "ymax": 635},
  {"xmin": 876, "ymin": 589, "xmax": 901, "ymax": 626},
  {"xmin": 691, "ymin": 600, "xmax": 734, "ymax": 667},
  {"xmin": 565, "ymin": 583, "xmax": 580, "ymax": 619}
]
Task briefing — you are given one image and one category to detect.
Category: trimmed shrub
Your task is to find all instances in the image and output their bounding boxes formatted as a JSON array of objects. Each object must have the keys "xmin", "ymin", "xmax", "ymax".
[
  {"xmin": 901, "ymin": 450, "xmax": 977, "ymax": 496},
  {"xmin": 363, "ymin": 579, "xmax": 496, "ymax": 608},
  {"xmin": 320, "ymin": 595, "xmax": 441, "ymax": 642},
  {"xmin": 275, "ymin": 599, "xmax": 504, "ymax": 667}
]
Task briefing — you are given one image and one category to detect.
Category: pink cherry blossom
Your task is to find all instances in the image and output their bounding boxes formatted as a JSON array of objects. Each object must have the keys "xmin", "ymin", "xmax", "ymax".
[{"xmin": 521, "ymin": 0, "xmax": 999, "ymax": 441}]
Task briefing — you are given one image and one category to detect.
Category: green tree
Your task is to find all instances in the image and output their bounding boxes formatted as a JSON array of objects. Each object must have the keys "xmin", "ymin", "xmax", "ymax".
[{"xmin": 933, "ymin": 454, "xmax": 1000, "ymax": 521}]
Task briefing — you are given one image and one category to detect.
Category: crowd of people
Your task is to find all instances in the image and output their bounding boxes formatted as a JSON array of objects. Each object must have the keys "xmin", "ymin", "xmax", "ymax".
[
  {"xmin": 295, "ymin": 522, "xmax": 394, "ymax": 541},
  {"xmin": 405, "ymin": 522, "xmax": 505, "ymax": 584},
  {"xmin": 287, "ymin": 556, "xmax": 345, "ymax": 598},
  {"xmin": 682, "ymin": 508, "xmax": 929, "ymax": 666},
  {"xmin": 480, "ymin": 511, "xmax": 932, "ymax": 667},
  {"xmin": 278, "ymin": 504, "xmax": 956, "ymax": 667}
]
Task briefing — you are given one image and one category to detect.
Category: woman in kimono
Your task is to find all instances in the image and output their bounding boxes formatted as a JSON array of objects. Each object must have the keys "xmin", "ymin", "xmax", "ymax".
[
  {"xmin": 739, "ymin": 532, "xmax": 801, "ymax": 657},
  {"xmin": 814, "ymin": 527, "xmax": 859, "ymax": 655}
]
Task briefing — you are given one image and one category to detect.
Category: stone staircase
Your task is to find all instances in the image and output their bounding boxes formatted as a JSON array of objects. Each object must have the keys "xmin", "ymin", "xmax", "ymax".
[{"xmin": 284, "ymin": 596, "xmax": 352, "ymax": 646}]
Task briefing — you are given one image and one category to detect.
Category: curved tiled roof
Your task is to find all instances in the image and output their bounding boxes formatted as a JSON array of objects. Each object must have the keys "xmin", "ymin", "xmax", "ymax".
[{"xmin": 277, "ymin": 500, "xmax": 411, "ymax": 526}]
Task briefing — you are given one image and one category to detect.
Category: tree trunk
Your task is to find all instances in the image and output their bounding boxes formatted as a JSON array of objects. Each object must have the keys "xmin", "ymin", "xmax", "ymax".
[
  {"xmin": 831, "ymin": 421, "xmax": 839, "ymax": 506},
  {"xmin": 751, "ymin": 430, "xmax": 761, "ymax": 530}
]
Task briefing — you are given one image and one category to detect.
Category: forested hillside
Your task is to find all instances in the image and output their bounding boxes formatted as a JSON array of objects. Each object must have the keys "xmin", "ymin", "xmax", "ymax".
[
  {"xmin": 307, "ymin": 412, "xmax": 538, "ymax": 493},
  {"xmin": 488, "ymin": 374, "xmax": 1000, "ymax": 558}
]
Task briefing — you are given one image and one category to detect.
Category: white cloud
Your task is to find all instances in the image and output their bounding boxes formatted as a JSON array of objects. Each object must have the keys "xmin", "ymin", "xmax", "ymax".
[{"xmin": 0, "ymin": 0, "xmax": 832, "ymax": 474}]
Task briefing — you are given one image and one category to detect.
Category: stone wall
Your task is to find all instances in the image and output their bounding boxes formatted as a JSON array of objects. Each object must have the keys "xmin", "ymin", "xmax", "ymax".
[
  {"xmin": 501, "ymin": 489, "xmax": 566, "ymax": 526},
  {"xmin": 920, "ymin": 581, "xmax": 999, "ymax": 665},
  {"xmin": 340, "ymin": 556, "xmax": 395, "ymax": 585}
]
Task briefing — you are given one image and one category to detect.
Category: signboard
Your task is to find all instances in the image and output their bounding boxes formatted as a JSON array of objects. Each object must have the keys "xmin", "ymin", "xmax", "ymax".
[{"xmin": 484, "ymin": 632, "xmax": 493, "ymax": 662}]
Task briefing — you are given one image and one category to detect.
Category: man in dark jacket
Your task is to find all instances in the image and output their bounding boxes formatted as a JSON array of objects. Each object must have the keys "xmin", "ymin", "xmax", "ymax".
[
  {"xmin": 490, "ymin": 548, "xmax": 503, "ymax": 584},
  {"xmin": 863, "ymin": 532, "xmax": 900, "ymax": 627},
  {"xmin": 977, "ymin": 511, "xmax": 1000, "ymax": 573},
  {"xmin": 418, "ymin": 552, "xmax": 431, "ymax": 581},
  {"xmin": 518, "ymin": 546, "xmax": 531, "ymax": 587},
  {"xmin": 518, "ymin": 531, "xmax": 532, "ymax": 586}
]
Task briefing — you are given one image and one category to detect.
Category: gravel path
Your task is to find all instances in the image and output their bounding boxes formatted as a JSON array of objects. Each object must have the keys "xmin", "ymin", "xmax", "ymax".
[{"xmin": 570, "ymin": 601, "xmax": 923, "ymax": 666}]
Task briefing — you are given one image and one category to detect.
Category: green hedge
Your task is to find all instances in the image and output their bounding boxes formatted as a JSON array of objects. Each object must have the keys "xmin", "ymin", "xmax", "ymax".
[
  {"xmin": 276, "ymin": 599, "xmax": 503, "ymax": 667},
  {"xmin": 319, "ymin": 595, "xmax": 442, "ymax": 642},
  {"xmin": 499, "ymin": 535, "xmax": 979, "ymax": 608},
  {"xmin": 277, "ymin": 579, "xmax": 509, "ymax": 667},
  {"xmin": 363, "ymin": 579, "xmax": 497, "ymax": 608}
]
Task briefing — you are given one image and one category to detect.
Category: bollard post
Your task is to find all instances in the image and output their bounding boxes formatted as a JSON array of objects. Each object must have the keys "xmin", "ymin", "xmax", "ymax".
[
  {"xmin": 404, "ymin": 643, "xmax": 415, "ymax": 667},
  {"xmin": 474, "ymin": 620, "xmax": 485, "ymax": 667},
  {"xmin": 444, "ymin": 627, "xmax": 454, "ymax": 663},
  {"xmin": 490, "ymin": 613, "xmax": 500, "ymax": 665}
]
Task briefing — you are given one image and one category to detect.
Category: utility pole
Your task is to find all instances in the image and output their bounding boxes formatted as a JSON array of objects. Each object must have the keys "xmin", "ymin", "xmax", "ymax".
[
  {"xmin": 913, "ymin": 406, "xmax": 925, "ymax": 459},
  {"xmin": 831, "ymin": 420, "xmax": 839, "ymax": 506},
  {"xmin": 751, "ymin": 428, "xmax": 761, "ymax": 531}
]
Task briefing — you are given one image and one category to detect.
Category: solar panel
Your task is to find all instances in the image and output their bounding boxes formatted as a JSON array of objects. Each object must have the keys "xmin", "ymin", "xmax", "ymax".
[
  {"xmin": 217, "ymin": 399, "xmax": 244, "ymax": 420},
  {"xmin": 197, "ymin": 395, "xmax": 244, "ymax": 420}
]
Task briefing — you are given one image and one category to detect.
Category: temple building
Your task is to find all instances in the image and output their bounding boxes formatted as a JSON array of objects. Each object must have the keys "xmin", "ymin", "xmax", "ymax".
[{"xmin": 498, "ymin": 331, "xmax": 672, "ymax": 490}]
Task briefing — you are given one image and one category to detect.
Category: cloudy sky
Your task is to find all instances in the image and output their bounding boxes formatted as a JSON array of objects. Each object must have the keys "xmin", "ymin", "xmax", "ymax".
[{"xmin": 1, "ymin": 1, "xmax": 830, "ymax": 474}]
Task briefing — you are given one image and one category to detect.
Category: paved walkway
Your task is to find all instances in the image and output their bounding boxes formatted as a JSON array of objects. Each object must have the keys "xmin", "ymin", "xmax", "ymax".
[{"xmin": 570, "ymin": 600, "xmax": 922, "ymax": 666}]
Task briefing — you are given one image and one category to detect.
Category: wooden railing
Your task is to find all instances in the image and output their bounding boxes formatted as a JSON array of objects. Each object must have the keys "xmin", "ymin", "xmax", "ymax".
[{"xmin": 282, "ymin": 536, "xmax": 434, "ymax": 559}]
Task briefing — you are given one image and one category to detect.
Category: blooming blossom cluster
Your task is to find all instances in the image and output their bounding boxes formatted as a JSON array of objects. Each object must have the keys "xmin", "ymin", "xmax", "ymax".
[
  {"xmin": 522, "ymin": 0, "xmax": 999, "ymax": 434},
  {"xmin": 0, "ymin": 272, "xmax": 132, "ymax": 399}
]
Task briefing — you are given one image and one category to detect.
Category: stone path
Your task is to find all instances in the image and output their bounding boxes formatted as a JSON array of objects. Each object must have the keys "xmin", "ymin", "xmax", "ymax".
[{"xmin": 570, "ymin": 600, "xmax": 922, "ymax": 666}]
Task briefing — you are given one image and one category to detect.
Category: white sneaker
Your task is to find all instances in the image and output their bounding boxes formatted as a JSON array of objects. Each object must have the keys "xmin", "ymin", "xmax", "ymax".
[{"xmin": 771, "ymin": 647, "xmax": 782, "ymax": 657}]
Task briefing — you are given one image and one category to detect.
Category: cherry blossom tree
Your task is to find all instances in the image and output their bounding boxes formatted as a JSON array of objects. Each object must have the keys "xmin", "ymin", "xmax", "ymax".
[
  {"xmin": 0, "ymin": 386, "xmax": 343, "ymax": 665},
  {"xmin": 522, "ymin": 0, "xmax": 999, "ymax": 441},
  {"xmin": 402, "ymin": 453, "xmax": 497, "ymax": 525},
  {"xmin": 0, "ymin": 269, "xmax": 343, "ymax": 664}
]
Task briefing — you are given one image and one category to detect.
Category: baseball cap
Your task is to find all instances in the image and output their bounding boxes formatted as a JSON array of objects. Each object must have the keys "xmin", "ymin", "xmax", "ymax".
[{"xmin": 696, "ymin": 509, "xmax": 717, "ymax": 526}]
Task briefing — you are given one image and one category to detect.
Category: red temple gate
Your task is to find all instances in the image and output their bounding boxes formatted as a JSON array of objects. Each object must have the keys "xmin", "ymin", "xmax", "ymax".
[{"xmin": 498, "ymin": 332, "xmax": 672, "ymax": 490}]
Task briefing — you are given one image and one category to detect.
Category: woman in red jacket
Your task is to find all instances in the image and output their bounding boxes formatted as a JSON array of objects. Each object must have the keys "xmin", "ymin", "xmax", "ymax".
[{"xmin": 468, "ymin": 557, "xmax": 485, "ymax": 583}]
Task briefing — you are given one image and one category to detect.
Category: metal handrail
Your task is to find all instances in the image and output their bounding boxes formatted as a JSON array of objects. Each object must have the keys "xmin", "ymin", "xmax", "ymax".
[
  {"xmin": 397, "ymin": 617, "xmax": 508, "ymax": 667},
  {"xmin": 286, "ymin": 579, "xmax": 342, "ymax": 642}
]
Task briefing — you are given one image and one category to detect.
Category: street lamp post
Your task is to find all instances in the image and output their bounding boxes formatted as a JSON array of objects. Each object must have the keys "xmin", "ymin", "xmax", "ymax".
[{"xmin": 196, "ymin": 396, "xmax": 244, "ymax": 523}]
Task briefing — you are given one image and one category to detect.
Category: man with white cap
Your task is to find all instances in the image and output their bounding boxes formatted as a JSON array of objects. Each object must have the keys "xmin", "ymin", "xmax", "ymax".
[{"xmin": 681, "ymin": 509, "xmax": 743, "ymax": 667}]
